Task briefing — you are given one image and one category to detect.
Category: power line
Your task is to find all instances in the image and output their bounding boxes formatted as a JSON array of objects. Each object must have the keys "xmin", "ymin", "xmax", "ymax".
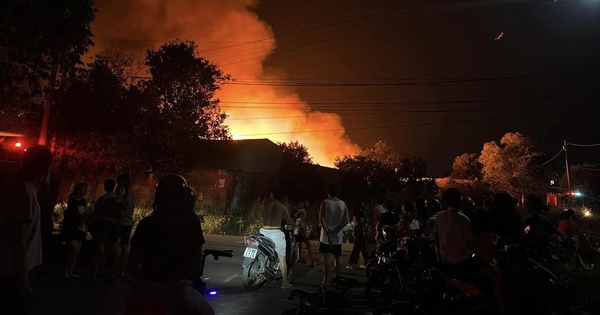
[
  {"xmin": 542, "ymin": 149, "xmax": 565, "ymax": 166},
  {"xmin": 200, "ymin": 1, "xmax": 430, "ymax": 54},
  {"xmin": 219, "ymin": 95, "xmax": 566, "ymax": 107},
  {"xmin": 223, "ymin": 109, "xmax": 594, "ymax": 121},
  {"xmin": 226, "ymin": 71, "xmax": 599, "ymax": 87},
  {"xmin": 234, "ymin": 116, "xmax": 514, "ymax": 137},
  {"xmin": 567, "ymin": 142, "xmax": 600, "ymax": 147}
]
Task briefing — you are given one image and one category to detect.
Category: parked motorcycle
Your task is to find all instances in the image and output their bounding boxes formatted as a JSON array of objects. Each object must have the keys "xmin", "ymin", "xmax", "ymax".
[{"xmin": 242, "ymin": 225, "xmax": 296, "ymax": 290}]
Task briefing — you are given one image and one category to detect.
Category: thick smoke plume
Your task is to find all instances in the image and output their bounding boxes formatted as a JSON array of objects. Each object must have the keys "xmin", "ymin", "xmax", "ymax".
[{"xmin": 92, "ymin": 0, "xmax": 360, "ymax": 165}]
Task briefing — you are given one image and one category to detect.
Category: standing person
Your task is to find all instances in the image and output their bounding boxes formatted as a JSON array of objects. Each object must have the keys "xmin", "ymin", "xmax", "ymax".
[
  {"xmin": 294, "ymin": 201, "xmax": 314, "ymax": 267},
  {"xmin": 346, "ymin": 209, "xmax": 368, "ymax": 270},
  {"xmin": 94, "ymin": 179, "xmax": 116, "ymax": 212},
  {"xmin": 89, "ymin": 184, "xmax": 126, "ymax": 286},
  {"xmin": 260, "ymin": 188, "xmax": 296, "ymax": 288},
  {"xmin": 435, "ymin": 188, "xmax": 509, "ymax": 315},
  {"xmin": 117, "ymin": 173, "xmax": 135, "ymax": 277},
  {"xmin": 490, "ymin": 192, "xmax": 521, "ymax": 246},
  {"xmin": 319, "ymin": 184, "xmax": 350, "ymax": 286},
  {"xmin": 126, "ymin": 175, "xmax": 213, "ymax": 315},
  {"xmin": 61, "ymin": 183, "xmax": 90, "ymax": 279},
  {"xmin": 396, "ymin": 201, "xmax": 420, "ymax": 238},
  {"xmin": 0, "ymin": 146, "xmax": 52, "ymax": 314},
  {"xmin": 370, "ymin": 194, "xmax": 386, "ymax": 239},
  {"xmin": 375, "ymin": 200, "xmax": 400, "ymax": 244}
]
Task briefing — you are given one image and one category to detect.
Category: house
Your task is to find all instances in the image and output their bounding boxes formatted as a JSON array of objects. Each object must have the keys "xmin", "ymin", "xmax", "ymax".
[{"xmin": 187, "ymin": 139, "xmax": 283, "ymax": 214}]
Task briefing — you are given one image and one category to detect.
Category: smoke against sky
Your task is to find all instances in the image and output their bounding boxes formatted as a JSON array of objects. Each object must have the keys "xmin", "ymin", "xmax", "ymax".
[{"xmin": 91, "ymin": 0, "xmax": 360, "ymax": 166}]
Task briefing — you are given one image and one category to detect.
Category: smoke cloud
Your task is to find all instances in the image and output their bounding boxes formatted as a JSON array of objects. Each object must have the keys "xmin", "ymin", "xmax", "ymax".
[{"xmin": 91, "ymin": 0, "xmax": 360, "ymax": 166}]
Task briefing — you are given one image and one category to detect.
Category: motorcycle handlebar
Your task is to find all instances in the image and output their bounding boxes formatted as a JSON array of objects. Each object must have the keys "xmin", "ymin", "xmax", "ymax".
[{"xmin": 203, "ymin": 249, "xmax": 234, "ymax": 259}]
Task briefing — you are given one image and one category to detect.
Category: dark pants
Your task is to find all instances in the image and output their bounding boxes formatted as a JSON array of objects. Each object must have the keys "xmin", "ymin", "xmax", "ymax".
[{"xmin": 348, "ymin": 238, "xmax": 368, "ymax": 266}]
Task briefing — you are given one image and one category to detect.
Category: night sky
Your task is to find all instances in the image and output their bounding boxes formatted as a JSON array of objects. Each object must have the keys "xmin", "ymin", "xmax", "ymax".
[
  {"xmin": 92, "ymin": 0, "xmax": 600, "ymax": 175},
  {"xmin": 255, "ymin": 0, "xmax": 600, "ymax": 175}
]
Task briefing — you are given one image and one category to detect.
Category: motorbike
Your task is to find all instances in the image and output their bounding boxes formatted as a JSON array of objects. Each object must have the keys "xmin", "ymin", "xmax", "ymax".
[
  {"xmin": 192, "ymin": 248, "xmax": 234, "ymax": 296},
  {"xmin": 242, "ymin": 224, "xmax": 296, "ymax": 291},
  {"xmin": 282, "ymin": 276, "xmax": 365, "ymax": 315}
]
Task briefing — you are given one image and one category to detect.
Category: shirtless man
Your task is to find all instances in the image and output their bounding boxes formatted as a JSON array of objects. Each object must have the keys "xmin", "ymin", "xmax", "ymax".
[{"xmin": 260, "ymin": 188, "xmax": 296, "ymax": 288}]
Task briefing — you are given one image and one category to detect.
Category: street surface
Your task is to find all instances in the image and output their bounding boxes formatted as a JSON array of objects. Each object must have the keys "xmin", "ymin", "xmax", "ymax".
[{"xmin": 29, "ymin": 235, "xmax": 368, "ymax": 315}]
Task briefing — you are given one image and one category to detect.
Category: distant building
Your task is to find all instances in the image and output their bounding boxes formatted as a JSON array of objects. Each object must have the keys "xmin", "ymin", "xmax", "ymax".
[{"xmin": 188, "ymin": 139, "xmax": 283, "ymax": 214}]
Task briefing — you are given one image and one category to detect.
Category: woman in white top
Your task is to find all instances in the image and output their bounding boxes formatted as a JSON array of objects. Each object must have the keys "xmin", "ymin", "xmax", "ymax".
[{"xmin": 318, "ymin": 184, "xmax": 350, "ymax": 286}]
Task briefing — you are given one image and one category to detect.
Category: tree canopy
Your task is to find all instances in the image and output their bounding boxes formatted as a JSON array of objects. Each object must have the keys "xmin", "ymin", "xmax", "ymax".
[
  {"xmin": 335, "ymin": 141, "xmax": 435, "ymax": 199},
  {"xmin": 478, "ymin": 132, "xmax": 548, "ymax": 196},
  {"xmin": 277, "ymin": 141, "xmax": 314, "ymax": 165},
  {"xmin": 451, "ymin": 153, "xmax": 483, "ymax": 180}
]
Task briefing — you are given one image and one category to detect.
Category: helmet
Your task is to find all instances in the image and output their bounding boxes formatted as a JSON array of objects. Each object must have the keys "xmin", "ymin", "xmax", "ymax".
[
  {"xmin": 155, "ymin": 174, "xmax": 188, "ymax": 210},
  {"xmin": 424, "ymin": 198, "xmax": 441, "ymax": 214}
]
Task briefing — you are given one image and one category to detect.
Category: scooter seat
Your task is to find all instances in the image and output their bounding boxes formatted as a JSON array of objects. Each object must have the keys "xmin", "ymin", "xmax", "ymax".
[{"xmin": 332, "ymin": 276, "xmax": 360, "ymax": 288}]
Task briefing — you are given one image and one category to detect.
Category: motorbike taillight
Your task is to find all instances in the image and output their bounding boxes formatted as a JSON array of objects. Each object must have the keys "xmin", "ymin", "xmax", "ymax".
[{"xmin": 245, "ymin": 237, "xmax": 257, "ymax": 246}]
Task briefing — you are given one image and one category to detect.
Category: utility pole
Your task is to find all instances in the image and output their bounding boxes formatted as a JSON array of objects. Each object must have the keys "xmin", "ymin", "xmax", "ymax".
[{"xmin": 563, "ymin": 140, "xmax": 571, "ymax": 193}]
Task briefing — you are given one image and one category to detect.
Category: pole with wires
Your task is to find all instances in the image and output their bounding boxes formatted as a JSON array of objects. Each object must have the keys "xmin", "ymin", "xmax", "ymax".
[{"xmin": 564, "ymin": 140, "xmax": 571, "ymax": 193}]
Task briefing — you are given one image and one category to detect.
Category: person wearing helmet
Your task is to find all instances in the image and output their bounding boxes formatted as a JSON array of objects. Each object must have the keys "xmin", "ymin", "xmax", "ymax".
[{"xmin": 126, "ymin": 175, "xmax": 213, "ymax": 315}]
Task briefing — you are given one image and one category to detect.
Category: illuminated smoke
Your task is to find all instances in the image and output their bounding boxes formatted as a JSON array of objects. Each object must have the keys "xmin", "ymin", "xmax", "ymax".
[{"xmin": 91, "ymin": 0, "xmax": 360, "ymax": 166}]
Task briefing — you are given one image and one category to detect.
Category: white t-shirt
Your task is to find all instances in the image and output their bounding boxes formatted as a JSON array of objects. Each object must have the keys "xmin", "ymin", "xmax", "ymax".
[
  {"xmin": 434, "ymin": 208, "xmax": 474, "ymax": 264},
  {"xmin": 319, "ymin": 198, "xmax": 347, "ymax": 245},
  {"xmin": 0, "ymin": 182, "xmax": 43, "ymax": 275}
]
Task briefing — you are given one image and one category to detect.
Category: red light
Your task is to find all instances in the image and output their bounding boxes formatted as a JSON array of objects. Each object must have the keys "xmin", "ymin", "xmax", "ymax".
[{"xmin": 15, "ymin": 141, "xmax": 22, "ymax": 148}]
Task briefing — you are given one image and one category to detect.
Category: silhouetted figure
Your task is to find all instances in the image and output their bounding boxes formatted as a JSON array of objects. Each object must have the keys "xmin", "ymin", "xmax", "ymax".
[
  {"xmin": 90, "ymin": 184, "xmax": 125, "ymax": 286},
  {"xmin": 521, "ymin": 194, "xmax": 564, "ymax": 242},
  {"xmin": 293, "ymin": 201, "xmax": 314, "ymax": 267},
  {"xmin": 490, "ymin": 192, "xmax": 521, "ymax": 246},
  {"xmin": 117, "ymin": 173, "xmax": 136, "ymax": 277},
  {"xmin": 61, "ymin": 183, "xmax": 89, "ymax": 279},
  {"xmin": 435, "ymin": 188, "xmax": 509, "ymax": 315},
  {"xmin": 0, "ymin": 146, "xmax": 52, "ymax": 314},
  {"xmin": 347, "ymin": 208, "xmax": 368, "ymax": 269},
  {"xmin": 126, "ymin": 174, "xmax": 213, "ymax": 315}
]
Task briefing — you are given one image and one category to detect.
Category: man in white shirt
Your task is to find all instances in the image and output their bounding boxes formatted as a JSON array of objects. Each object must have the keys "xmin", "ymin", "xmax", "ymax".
[
  {"xmin": 435, "ymin": 187, "xmax": 509, "ymax": 314},
  {"xmin": 319, "ymin": 184, "xmax": 350, "ymax": 286}
]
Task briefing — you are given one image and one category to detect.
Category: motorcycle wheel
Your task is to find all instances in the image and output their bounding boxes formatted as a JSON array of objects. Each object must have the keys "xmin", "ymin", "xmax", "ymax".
[
  {"xmin": 364, "ymin": 264, "xmax": 402, "ymax": 308},
  {"xmin": 243, "ymin": 252, "xmax": 265, "ymax": 291},
  {"xmin": 364, "ymin": 259, "xmax": 377, "ymax": 280}
]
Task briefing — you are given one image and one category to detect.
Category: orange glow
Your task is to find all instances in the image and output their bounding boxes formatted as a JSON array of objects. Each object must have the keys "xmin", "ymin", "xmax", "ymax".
[
  {"xmin": 91, "ymin": 0, "xmax": 360, "ymax": 166},
  {"xmin": 232, "ymin": 133, "xmax": 244, "ymax": 140},
  {"xmin": 14, "ymin": 141, "xmax": 22, "ymax": 148}
]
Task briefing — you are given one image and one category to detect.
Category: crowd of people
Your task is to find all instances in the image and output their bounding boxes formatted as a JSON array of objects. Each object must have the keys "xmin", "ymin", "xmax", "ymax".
[{"xmin": 0, "ymin": 146, "xmax": 589, "ymax": 314}]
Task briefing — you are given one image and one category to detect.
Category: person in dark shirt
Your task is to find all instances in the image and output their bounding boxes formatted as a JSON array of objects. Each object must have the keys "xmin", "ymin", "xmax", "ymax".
[
  {"xmin": 490, "ymin": 192, "xmax": 521, "ymax": 246},
  {"xmin": 375, "ymin": 200, "xmax": 400, "ymax": 243},
  {"xmin": 347, "ymin": 207, "xmax": 368, "ymax": 269},
  {"xmin": 90, "ymin": 184, "xmax": 126, "ymax": 285},
  {"xmin": 126, "ymin": 175, "xmax": 212, "ymax": 315},
  {"xmin": 60, "ymin": 183, "xmax": 89, "ymax": 279}
]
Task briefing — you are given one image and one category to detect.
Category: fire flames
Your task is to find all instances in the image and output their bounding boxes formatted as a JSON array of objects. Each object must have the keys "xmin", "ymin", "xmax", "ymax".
[{"xmin": 91, "ymin": 0, "xmax": 360, "ymax": 166}]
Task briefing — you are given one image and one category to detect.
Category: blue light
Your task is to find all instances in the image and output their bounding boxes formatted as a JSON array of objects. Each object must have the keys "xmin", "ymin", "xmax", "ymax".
[{"xmin": 208, "ymin": 290, "xmax": 218, "ymax": 296}]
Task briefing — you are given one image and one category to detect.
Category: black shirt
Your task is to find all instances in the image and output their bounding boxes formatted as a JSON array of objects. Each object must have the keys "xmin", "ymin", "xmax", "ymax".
[{"xmin": 131, "ymin": 212, "xmax": 205, "ymax": 282}]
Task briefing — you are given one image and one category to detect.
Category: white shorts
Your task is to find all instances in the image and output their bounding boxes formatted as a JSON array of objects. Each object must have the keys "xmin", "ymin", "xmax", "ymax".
[{"xmin": 259, "ymin": 228, "xmax": 286, "ymax": 256}]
